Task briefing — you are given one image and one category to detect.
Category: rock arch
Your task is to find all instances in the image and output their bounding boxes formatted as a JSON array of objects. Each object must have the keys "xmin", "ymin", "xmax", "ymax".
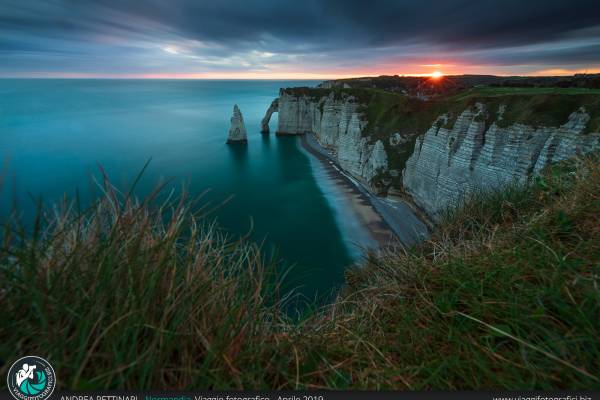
[{"xmin": 260, "ymin": 98, "xmax": 278, "ymax": 134}]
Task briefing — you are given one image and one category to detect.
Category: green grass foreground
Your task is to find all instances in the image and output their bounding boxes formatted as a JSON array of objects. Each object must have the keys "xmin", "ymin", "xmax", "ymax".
[{"xmin": 1, "ymin": 156, "xmax": 599, "ymax": 389}]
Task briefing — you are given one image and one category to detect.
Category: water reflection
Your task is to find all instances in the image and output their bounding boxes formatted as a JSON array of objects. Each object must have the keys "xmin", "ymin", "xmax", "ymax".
[
  {"xmin": 225, "ymin": 143, "xmax": 249, "ymax": 168},
  {"xmin": 261, "ymin": 133, "xmax": 272, "ymax": 154}
]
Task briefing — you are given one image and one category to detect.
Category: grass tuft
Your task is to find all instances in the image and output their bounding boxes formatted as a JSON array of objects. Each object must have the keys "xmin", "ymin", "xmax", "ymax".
[
  {"xmin": 0, "ymin": 178, "xmax": 292, "ymax": 389},
  {"xmin": 2, "ymin": 155, "xmax": 599, "ymax": 389}
]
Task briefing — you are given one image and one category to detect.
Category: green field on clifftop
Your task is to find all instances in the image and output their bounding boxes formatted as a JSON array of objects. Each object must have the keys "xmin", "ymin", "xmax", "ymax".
[{"xmin": 451, "ymin": 86, "xmax": 600, "ymax": 97}]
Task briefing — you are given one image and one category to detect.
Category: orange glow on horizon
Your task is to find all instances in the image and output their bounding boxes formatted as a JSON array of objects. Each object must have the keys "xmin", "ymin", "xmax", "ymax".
[{"xmin": 2, "ymin": 67, "xmax": 599, "ymax": 80}]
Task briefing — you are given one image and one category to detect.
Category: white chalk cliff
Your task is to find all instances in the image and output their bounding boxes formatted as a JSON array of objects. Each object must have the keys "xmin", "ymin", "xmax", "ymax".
[
  {"xmin": 265, "ymin": 89, "xmax": 600, "ymax": 218},
  {"xmin": 403, "ymin": 104, "xmax": 600, "ymax": 219},
  {"xmin": 226, "ymin": 104, "xmax": 247, "ymax": 144},
  {"xmin": 262, "ymin": 90, "xmax": 389, "ymax": 191}
]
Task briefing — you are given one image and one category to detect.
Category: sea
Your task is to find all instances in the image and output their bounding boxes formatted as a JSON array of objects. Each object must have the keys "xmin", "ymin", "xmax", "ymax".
[{"xmin": 0, "ymin": 79, "xmax": 363, "ymax": 304}]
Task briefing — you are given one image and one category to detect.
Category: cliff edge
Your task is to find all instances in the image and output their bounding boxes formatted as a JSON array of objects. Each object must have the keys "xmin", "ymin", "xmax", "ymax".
[{"xmin": 263, "ymin": 84, "xmax": 600, "ymax": 220}]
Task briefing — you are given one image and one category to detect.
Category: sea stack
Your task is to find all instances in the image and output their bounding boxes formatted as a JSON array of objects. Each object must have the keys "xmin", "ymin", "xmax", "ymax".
[{"xmin": 226, "ymin": 104, "xmax": 248, "ymax": 144}]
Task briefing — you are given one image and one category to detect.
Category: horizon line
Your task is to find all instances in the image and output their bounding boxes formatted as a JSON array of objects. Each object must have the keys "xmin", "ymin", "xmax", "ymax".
[{"xmin": 1, "ymin": 69, "xmax": 599, "ymax": 80}]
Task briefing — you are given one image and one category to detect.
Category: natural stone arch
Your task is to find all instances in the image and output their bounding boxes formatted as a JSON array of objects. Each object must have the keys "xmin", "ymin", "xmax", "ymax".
[{"xmin": 260, "ymin": 98, "xmax": 279, "ymax": 133}]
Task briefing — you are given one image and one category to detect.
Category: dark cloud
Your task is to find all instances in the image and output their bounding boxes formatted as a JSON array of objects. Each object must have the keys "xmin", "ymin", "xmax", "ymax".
[{"xmin": 1, "ymin": 0, "xmax": 600, "ymax": 75}]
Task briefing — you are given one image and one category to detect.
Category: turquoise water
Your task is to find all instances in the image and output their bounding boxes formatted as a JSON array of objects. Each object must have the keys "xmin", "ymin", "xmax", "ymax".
[{"xmin": 0, "ymin": 79, "xmax": 356, "ymax": 302}]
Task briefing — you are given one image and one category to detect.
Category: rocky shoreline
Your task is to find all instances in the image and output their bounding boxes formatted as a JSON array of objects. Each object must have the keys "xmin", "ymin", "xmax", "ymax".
[{"xmin": 299, "ymin": 133, "xmax": 428, "ymax": 248}]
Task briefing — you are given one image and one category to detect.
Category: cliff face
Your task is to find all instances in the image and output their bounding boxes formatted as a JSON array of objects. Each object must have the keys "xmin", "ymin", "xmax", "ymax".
[
  {"xmin": 336, "ymin": 114, "xmax": 388, "ymax": 182},
  {"xmin": 403, "ymin": 104, "xmax": 600, "ymax": 218},
  {"xmin": 275, "ymin": 92, "xmax": 318, "ymax": 135},
  {"xmin": 267, "ymin": 88, "xmax": 600, "ymax": 220},
  {"xmin": 271, "ymin": 91, "xmax": 389, "ymax": 189}
]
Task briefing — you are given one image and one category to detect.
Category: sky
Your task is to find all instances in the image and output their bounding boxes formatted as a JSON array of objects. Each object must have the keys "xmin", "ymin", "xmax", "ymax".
[{"xmin": 1, "ymin": 0, "xmax": 600, "ymax": 79}]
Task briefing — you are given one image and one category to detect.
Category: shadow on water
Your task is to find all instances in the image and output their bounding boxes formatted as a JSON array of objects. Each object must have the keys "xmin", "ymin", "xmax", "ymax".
[
  {"xmin": 261, "ymin": 133, "xmax": 272, "ymax": 154},
  {"xmin": 225, "ymin": 143, "xmax": 249, "ymax": 168}
]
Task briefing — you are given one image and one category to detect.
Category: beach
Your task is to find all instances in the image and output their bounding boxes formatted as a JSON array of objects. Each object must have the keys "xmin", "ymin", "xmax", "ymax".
[{"xmin": 299, "ymin": 133, "xmax": 429, "ymax": 249}]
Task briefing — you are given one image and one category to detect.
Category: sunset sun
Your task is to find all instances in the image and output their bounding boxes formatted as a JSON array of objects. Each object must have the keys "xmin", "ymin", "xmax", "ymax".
[{"xmin": 431, "ymin": 70, "xmax": 444, "ymax": 79}]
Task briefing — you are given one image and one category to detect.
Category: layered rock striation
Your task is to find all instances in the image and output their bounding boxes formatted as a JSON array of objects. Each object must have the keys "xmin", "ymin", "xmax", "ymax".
[
  {"xmin": 403, "ymin": 104, "xmax": 600, "ymax": 219},
  {"xmin": 263, "ymin": 90, "xmax": 389, "ymax": 190},
  {"xmin": 226, "ymin": 104, "xmax": 248, "ymax": 144},
  {"xmin": 336, "ymin": 114, "xmax": 388, "ymax": 183},
  {"xmin": 267, "ymin": 88, "xmax": 600, "ymax": 220}
]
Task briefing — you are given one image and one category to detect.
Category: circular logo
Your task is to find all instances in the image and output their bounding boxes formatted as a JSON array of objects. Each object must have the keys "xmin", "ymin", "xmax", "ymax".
[{"xmin": 6, "ymin": 356, "xmax": 56, "ymax": 400}]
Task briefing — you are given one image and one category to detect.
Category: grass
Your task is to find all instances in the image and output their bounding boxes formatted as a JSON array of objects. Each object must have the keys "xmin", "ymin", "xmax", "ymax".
[
  {"xmin": 301, "ymin": 155, "xmax": 600, "ymax": 389},
  {"xmin": 0, "ymin": 174, "xmax": 292, "ymax": 389},
  {"xmin": 359, "ymin": 87, "xmax": 600, "ymax": 138},
  {"xmin": 453, "ymin": 86, "xmax": 600, "ymax": 97},
  {"xmin": 446, "ymin": 88, "xmax": 600, "ymax": 133},
  {"xmin": 1, "ymin": 156, "xmax": 599, "ymax": 389}
]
